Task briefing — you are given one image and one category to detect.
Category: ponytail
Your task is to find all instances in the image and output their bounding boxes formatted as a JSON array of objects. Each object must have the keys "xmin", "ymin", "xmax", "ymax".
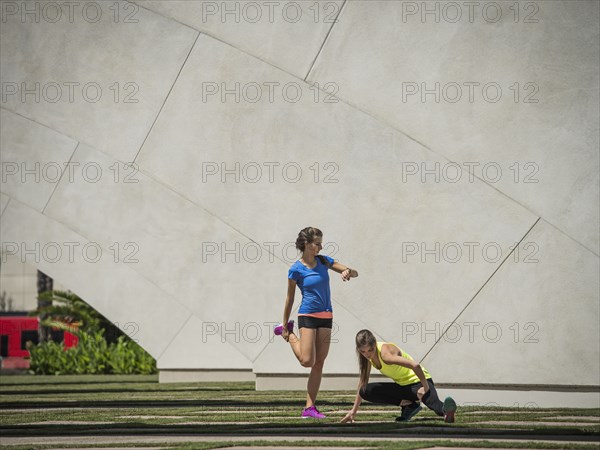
[{"xmin": 356, "ymin": 329, "xmax": 377, "ymax": 389}]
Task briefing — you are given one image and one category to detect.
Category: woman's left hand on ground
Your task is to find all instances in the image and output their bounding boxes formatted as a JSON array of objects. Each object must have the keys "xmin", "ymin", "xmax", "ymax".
[{"xmin": 340, "ymin": 411, "xmax": 356, "ymax": 423}]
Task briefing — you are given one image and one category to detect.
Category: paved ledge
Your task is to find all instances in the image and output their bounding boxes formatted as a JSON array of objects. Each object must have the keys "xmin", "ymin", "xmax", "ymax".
[
  {"xmin": 156, "ymin": 371, "xmax": 600, "ymax": 408},
  {"xmin": 159, "ymin": 369, "xmax": 254, "ymax": 383},
  {"xmin": 253, "ymin": 374, "xmax": 600, "ymax": 408}
]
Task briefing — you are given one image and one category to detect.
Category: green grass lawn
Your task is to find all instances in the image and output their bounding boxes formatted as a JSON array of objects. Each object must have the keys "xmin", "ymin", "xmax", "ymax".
[{"xmin": 0, "ymin": 374, "xmax": 598, "ymax": 450}]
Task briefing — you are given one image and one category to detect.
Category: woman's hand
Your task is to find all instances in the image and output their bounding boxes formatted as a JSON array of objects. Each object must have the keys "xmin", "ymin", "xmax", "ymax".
[
  {"xmin": 281, "ymin": 328, "xmax": 290, "ymax": 342},
  {"xmin": 340, "ymin": 410, "xmax": 356, "ymax": 423},
  {"xmin": 341, "ymin": 268, "xmax": 352, "ymax": 282}
]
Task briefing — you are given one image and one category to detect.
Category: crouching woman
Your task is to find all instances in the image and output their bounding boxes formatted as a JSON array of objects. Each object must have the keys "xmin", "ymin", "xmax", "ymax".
[{"xmin": 341, "ymin": 329, "xmax": 456, "ymax": 423}]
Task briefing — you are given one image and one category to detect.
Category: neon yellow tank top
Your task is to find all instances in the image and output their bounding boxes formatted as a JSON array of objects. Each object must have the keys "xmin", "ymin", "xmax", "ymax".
[{"xmin": 370, "ymin": 342, "xmax": 431, "ymax": 386}]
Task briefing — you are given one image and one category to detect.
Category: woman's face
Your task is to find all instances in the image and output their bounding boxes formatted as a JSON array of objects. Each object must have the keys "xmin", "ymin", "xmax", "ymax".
[
  {"xmin": 358, "ymin": 344, "xmax": 376, "ymax": 360},
  {"xmin": 306, "ymin": 236, "xmax": 323, "ymax": 256}
]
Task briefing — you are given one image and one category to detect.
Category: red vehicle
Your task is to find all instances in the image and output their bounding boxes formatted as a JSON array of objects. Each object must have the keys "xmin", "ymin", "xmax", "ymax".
[{"xmin": 0, "ymin": 313, "xmax": 78, "ymax": 369}]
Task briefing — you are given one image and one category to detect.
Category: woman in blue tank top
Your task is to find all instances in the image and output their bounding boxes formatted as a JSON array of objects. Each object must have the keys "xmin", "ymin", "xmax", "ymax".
[{"xmin": 274, "ymin": 227, "xmax": 358, "ymax": 419}]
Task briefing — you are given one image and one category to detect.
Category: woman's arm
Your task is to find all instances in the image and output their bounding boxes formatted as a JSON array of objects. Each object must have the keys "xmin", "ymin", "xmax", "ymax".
[
  {"xmin": 331, "ymin": 261, "xmax": 358, "ymax": 281},
  {"xmin": 340, "ymin": 389, "xmax": 363, "ymax": 423},
  {"xmin": 281, "ymin": 278, "xmax": 296, "ymax": 341},
  {"xmin": 341, "ymin": 365, "xmax": 370, "ymax": 423},
  {"xmin": 380, "ymin": 344, "xmax": 430, "ymax": 396}
]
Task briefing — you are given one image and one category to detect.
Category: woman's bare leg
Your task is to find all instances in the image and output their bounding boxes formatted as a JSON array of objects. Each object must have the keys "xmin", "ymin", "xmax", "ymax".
[
  {"xmin": 306, "ymin": 327, "xmax": 331, "ymax": 408},
  {"xmin": 288, "ymin": 328, "xmax": 316, "ymax": 368}
]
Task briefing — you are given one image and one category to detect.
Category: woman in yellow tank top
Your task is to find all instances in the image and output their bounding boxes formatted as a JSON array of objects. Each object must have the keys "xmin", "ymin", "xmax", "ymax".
[{"xmin": 341, "ymin": 329, "xmax": 457, "ymax": 423}]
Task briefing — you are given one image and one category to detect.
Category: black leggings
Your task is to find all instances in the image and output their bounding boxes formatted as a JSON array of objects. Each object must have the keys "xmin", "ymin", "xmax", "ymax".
[{"xmin": 359, "ymin": 378, "xmax": 444, "ymax": 416}]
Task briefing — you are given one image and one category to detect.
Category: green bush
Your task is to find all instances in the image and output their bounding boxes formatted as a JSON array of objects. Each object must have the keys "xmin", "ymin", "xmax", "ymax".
[
  {"xmin": 27, "ymin": 290, "xmax": 157, "ymax": 375},
  {"xmin": 107, "ymin": 335, "xmax": 157, "ymax": 375},
  {"xmin": 28, "ymin": 339, "xmax": 69, "ymax": 375},
  {"xmin": 28, "ymin": 329, "xmax": 157, "ymax": 375}
]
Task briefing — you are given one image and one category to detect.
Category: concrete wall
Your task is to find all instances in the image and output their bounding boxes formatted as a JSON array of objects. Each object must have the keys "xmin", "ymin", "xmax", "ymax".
[
  {"xmin": 1, "ymin": 0, "xmax": 598, "ymax": 406},
  {"xmin": 0, "ymin": 254, "xmax": 70, "ymax": 311},
  {"xmin": 0, "ymin": 254, "xmax": 39, "ymax": 312}
]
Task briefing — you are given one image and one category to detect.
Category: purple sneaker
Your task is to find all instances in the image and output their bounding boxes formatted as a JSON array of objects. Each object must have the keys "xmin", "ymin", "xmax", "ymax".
[
  {"xmin": 301, "ymin": 405, "xmax": 326, "ymax": 419},
  {"xmin": 273, "ymin": 320, "xmax": 295, "ymax": 336}
]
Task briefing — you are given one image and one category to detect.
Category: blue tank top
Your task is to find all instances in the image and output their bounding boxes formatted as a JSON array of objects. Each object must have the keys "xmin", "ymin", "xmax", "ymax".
[{"xmin": 288, "ymin": 255, "xmax": 334, "ymax": 315}]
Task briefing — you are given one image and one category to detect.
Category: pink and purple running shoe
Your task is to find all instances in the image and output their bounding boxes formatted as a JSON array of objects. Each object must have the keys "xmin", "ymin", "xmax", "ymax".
[
  {"xmin": 273, "ymin": 320, "xmax": 295, "ymax": 336},
  {"xmin": 301, "ymin": 405, "xmax": 325, "ymax": 419}
]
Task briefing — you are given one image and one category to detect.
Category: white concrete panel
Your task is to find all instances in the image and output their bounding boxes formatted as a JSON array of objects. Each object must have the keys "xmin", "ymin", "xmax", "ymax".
[
  {"xmin": 133, "ymin": 0, "xmax": 343, "ymax": 78},
  {"xmin": 0, "ymin": 255, "xmax": 29, "ymax": 310},
  {"xmin": 137, "ymin": 34, "xmax": 538, "ymax": 365},
  {"xmin": 160, "ymin": 370, "xmax": 254, "ymax": 382},
  {"xmin": 436, "ymin": 388, "xmax": 600, "ymax": 409},
  {"xmin": 0, "ymin": 252, "xmax": 27, "ymax": 276},
  {"xmin": 43, "ymin": 143, "xmax": 284, "ymax": 362},
  {"xmin": 256, "ymin": 373, "xmax": 388, "ymax": 391},
  {"xmin": 0, "ymin": 1, "xmax": 198, "ymax": 161},
  {"xmin": 309, "ymin": 0, "xmax": 600, "ymax": 254},
  {"xmin": 157, "ymin": 314, "xmax": 251, "ymax": 370},
  {"xmin": 0, "ymin": 109, "xmax": 78, "ymax": 211},
  {"xmin": 0, "ymin": 192, "xmax": 10, "ymax": 216},
  {"xmin": 0, "ymin": 256, "xmax": 38, "ymax": 311},
  {"xmin": 0, "ymin": 199, "xmax": 192, "ymax": 358},
  {"xmin": 424, "ymin": 220, "xmax": 599, "ymax": 386}
]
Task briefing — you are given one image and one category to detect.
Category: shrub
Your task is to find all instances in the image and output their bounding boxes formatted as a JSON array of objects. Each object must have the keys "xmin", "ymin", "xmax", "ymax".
[
  {"xmin": 27, "ymin": 290, "xmax": 157, "ymax": 375},
  {"xmin": 28, "ymin": 329, "xmax": 156, "ymax": 375},
  {"xmin": 107, "ymin": 335, "xmax": 157, "ymax": 375}
]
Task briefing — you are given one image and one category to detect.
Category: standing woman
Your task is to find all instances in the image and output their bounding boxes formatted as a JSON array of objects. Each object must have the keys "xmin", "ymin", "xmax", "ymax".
[
  {"xmin": 274, "ymin": 227, "xmax": 358, "ymax": 419},
  {"xmin": 341, "ymin": 329, "xmax": 457, "ymax": 423}
]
